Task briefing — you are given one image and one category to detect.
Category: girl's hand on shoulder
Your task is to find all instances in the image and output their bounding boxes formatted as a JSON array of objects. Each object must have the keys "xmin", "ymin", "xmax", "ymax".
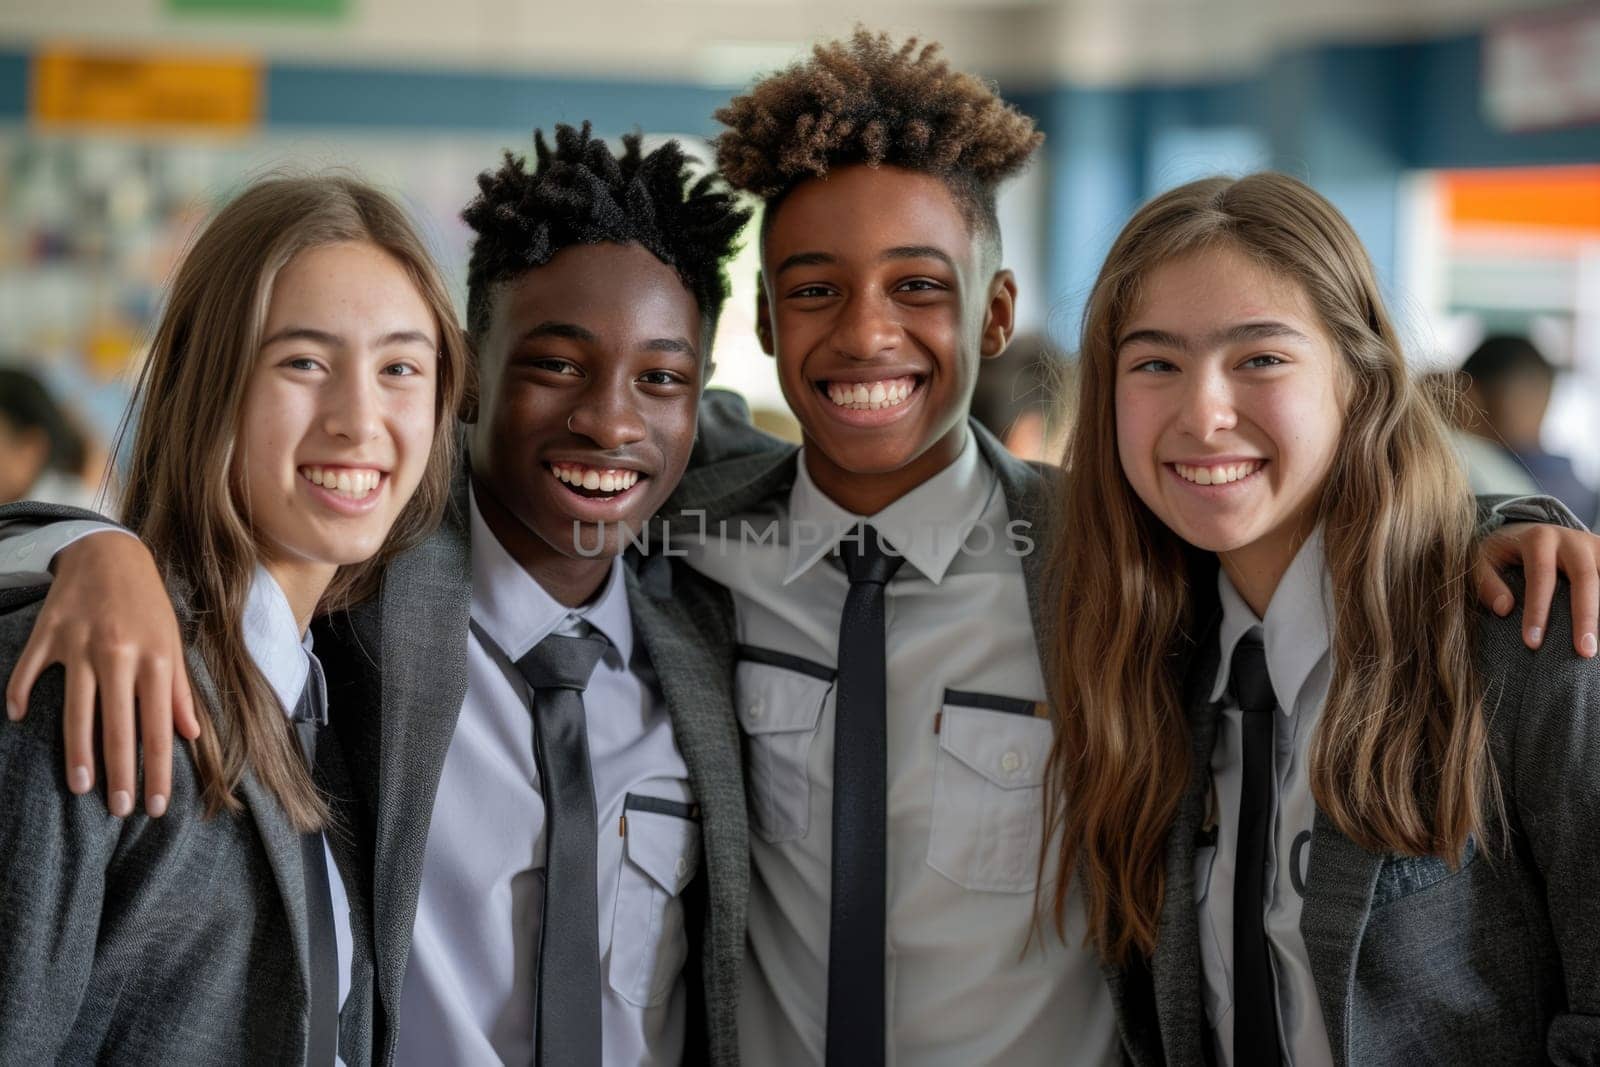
[
  {"xmin": 1475, "ymin": 523, "xmax": 1600, "ymax": 659},
  {"xmin": 4, "ymin": 531, "xmax": 197, "ymax": 817}
]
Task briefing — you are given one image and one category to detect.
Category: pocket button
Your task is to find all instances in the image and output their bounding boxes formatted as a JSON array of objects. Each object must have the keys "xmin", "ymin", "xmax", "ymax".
[
  {"xmin": 675, "ymin": 856, "xmax": 689, "ymax": 880},
  {"xmin": 1000, "ymin": 750, "xmax": 1022, "ymax": 776},
  {"xmin": 748, "ymin": 699, "xmax": 765, "ymax": 721}
]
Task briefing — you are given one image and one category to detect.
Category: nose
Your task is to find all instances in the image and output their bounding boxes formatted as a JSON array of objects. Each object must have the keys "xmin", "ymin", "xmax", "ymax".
[
  {"xmin": 1175, "ymin": 365, "xmax": 1238, "ymax": 441},
  {"xmin": 322, "ymin": 363, "xmax": 384, "ymax": 444},
  {"xmin": 831, "ymin": 290, "xmax": 901, "ymax": 361},
  {"xmin": 566, "ymin": 372, "xmax": 647, "ymax": 451}
]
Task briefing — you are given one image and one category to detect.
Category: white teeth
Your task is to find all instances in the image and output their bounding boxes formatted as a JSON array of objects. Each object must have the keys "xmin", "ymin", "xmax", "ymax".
[
  {"xmin": 826, "ymin": 376, "xmax": 917, "ymax": 411},
  {"xmin": 550, "ymin": 463, "xmax": 641, "ymax": 494},
  {"xmin": 299, "ymin": 466, "xmax": 382, "ymax": 499},
  {"xmin": 1174, "ymin": 461, "xmax": 1263, "ymax": 486}
]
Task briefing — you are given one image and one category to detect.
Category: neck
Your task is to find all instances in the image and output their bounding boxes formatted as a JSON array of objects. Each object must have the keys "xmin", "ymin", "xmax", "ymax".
[
  {"xmin": 262, "ymin": 560, "xmax": 337, "ymax": 635},
  {"xmin": 803, "ymin": 421, "xmax": 968, "ymax": 516},
  {"xmin": 1217, "ymin": 523, "xmax": 1313, "ymax": 620},
  {"xmin": 472, "ymin": 472, "xmax": 612, "ymax": 608}
]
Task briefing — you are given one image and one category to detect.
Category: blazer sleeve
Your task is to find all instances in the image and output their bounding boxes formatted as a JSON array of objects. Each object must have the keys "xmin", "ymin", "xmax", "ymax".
[
  {"xmin": 0, "ymin": 605, "xmax": 123, "ymax": 1058},
  {"xmin": 1491, "ymin": 581, "xmax": 1600, "ymax": 1064}
]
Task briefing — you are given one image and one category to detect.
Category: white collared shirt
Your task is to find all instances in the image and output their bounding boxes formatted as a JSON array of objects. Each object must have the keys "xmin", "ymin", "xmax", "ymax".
[
  {"xmin": 394, "ymin": 488, "xmax": 697, "ymax": 1067},
  {"xmin": 1197, "ymin": 528, "xmax": 1335, "ymax": 1067},
  {"xmin": 683, "ymin": 429, "xmax": 1117, "ymax": 1066}
]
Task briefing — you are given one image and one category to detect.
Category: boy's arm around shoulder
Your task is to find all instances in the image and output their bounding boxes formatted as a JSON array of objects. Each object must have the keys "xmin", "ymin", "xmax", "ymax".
[
  {"xmin": 0, "ymin": 598, "xmax": 127, "ymax": 1057},
  {"xmin": 1477, "ymin": 573, "xmax": 1600, "ymax": 1063}
]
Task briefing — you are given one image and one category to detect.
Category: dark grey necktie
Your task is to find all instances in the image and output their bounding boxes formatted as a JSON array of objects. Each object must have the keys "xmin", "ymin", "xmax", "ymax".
[
  {"xmin": 291, "ymin": 660, "xmax": 339, "ymax": 1067},
  {"xmin": 1230, "ymin": 634, "xmax": 1283, "ymax": 1066},
  {"xmin": 515, "ymin": 630, "xmax": 611, "ymax": 1067},
  {"xmin": 826, "ymin": 524, "xmax": 904, "ymax": 1067}
]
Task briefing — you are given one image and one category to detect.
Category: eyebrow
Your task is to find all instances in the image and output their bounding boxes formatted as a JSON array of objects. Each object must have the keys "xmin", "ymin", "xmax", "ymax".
[
  {"xmin": 1116, "ymin": 320, "xmax": 1313, "ymax": 353},
  {"xmin": 519, "ymin": 321, "xmax": 698, "ymax": 361},
  {"xmin": 520, "ymin": 321, "xmax": 597, "ymax": 345},
  {"xmin": 261, "ymin": 326, "xmax": 435, "ymax": 348},
  {"xmin": 773, "ymin": 245, "xmax": 958, "ymax": 278}
]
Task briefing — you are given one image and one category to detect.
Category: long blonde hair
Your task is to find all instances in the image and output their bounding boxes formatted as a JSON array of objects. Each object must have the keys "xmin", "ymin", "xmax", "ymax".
[
  {"xmin": 1042, "ymin": 173, "xmax": 1490, "ymax": 964},
  {"xmin": 119, "ymin": 175, "xmax": 468, "ymax": 832}
]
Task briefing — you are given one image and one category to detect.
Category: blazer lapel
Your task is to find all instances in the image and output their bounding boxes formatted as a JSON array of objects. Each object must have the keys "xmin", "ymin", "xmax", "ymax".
[
  {"xmin": 1299, "ymin": 811, "xmax": 1383, "ymax": 1066},
  {"xmin": 239, "ymin": 769, "xmax": 314, "ymax": 1018},
  {"xmin": 623, "ymin": 558, "xmax": 747, "ymax": 1065},
  {"xmin": 967, "ymin": 419, "xmax": 1054, "ymax": 667},
  {"xmin": 369, "ymin": 478, "xmax": 473, "ymax": 1026},
  {"xmin": 1152, "ymin": 621, "xmax": 1224, "ymax": 1067}
]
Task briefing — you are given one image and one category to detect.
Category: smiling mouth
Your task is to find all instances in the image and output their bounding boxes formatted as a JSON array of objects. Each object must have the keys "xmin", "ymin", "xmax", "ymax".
[
  {"xmin": 819, "ymin": 375, "xmax": 921, "ymax": 412},
  {"xmin": 548, "ymin": 461, "xmax": 647, "ymax": 499},
  {"xmin": 299, "ymin": 465, "xmax": 384, "ymax": 500},
  {"xmin": 1171, "ymin": 460, "xmax": 1266, "ymax": 486}
]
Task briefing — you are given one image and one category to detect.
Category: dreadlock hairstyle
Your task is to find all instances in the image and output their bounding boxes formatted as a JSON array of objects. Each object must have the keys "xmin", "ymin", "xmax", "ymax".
[
  {"xmin": 713, "ymin": 28, "xmax": 1042, "ymax": 252},
  {"xmin": 462, "ymin": 122, "xmax": 750, "ymax": 352}
]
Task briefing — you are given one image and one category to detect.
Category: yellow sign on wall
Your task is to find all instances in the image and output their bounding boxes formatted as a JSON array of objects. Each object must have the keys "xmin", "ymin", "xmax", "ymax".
[{"xmin": 32, "ymin": 48, "xmax": 261, "ymax": 131}]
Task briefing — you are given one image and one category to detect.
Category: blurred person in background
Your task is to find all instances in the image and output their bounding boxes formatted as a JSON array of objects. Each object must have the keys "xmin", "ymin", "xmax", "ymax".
[
  {"xmin": 1461, "ymin": 334, "xmax": 1598, "ymax": 525},
  {"xmin": 0, "ymin": 366, "xmax": 97, "ymax": 509},
  {"xmin": 969, "ymin": 333, "xmax": 1074, "ymax": 463}
]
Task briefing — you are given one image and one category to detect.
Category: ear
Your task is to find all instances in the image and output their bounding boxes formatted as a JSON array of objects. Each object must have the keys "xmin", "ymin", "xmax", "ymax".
[
  {"xmin": 980, "ymin": 270, "xmax": 1017, "ymax": 361},
  {"xmin": 755, "ymin": 273, "xmax": 775, "ymax": 357}
]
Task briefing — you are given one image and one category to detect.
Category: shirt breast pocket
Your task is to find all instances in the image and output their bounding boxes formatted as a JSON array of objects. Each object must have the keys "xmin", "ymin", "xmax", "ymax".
[
  {"xmin": 735, "ymin": 646, "xmax": 834, "ymax": 844},
  {"xmin": 609, "ymin": 794, "xmax": 700, "ymax": 1008},
  {"xmin": 927, "ymin": 691, "xmax": 1052, "ymax": 894}
]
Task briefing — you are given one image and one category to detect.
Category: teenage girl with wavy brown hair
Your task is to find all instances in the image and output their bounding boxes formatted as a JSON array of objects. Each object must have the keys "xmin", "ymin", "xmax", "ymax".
[{"xmin": 1042, "ymin": 172, "xmax": 1599, "ymax": 1065}]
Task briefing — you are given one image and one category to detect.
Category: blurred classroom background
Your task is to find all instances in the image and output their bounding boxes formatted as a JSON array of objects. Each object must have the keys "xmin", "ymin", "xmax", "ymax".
[{"xmin": 0, "ymin": 0, "xmax": 1597, "ymax": 523}]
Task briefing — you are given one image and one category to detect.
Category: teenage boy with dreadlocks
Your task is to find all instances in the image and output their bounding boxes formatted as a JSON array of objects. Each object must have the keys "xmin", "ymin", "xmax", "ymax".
[
  {"xmin": 0, "ymin": 124, "xmax": 774, "ymax": 1067},
  {"xmin": 664, "ymin": 29, "xmax": 1598, "ymax": 1066}
]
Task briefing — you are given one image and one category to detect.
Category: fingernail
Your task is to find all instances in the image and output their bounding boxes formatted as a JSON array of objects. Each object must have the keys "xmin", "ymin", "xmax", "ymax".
[
  {"xmin": 1527, "ymin": 626, "xmax": 1544, "ymax": 648},
  {"xmin": 1582, "ymin": 633, "xmax": 1598, "ymax": 658},
  {"xmin": 1493, "ymin": 594, "xmax": 1513, "ymax": 617},
  {"xmin": 110, "ymin": 791, "xmax": 132, "ymax": 818},
  {"xmin": 69, "ymin": 766, "xmax": 91, "ymax": 794},
  {"xmin": 5, "ymin": 699, "xmax": 19, "ymax": 721},
  {"xmin": 147, "ymin": 794, "xmax": 168, "ymax": 818}
]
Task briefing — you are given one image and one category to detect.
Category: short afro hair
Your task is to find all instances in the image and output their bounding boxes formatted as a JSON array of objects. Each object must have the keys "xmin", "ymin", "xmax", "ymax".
[
  {"xmin": 463, "ymin": 122, "xmax": 751, "ymax": 349},
  {"xmin": 713, "ymin": 29, "xmax": 1042, "ymax": 245}
]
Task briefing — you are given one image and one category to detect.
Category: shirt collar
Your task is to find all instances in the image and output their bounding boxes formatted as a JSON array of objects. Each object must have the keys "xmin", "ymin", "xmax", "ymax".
[
  {"xmin": 241, "ymin": 563, "xmax": 315, "ymax": 718},
  {"xmin": 783, "ymin": 427, "xmax": 993, "ymax": 586},
  {"xmin": 468, "ymin": 485, "xmax": 633, "ymax": 666},
  {"xmin": 1208, "ymin": 526, "xmax": 1334, "ymax": 716}
]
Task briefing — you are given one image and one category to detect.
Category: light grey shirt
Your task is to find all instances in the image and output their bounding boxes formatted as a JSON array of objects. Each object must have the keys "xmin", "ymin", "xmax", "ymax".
[
  {"xmin": 394, "ymin": 489, "xmax": 697, "ymax": 1067},
  {"xmin": 683, "ymin": 430, "xmax": 1117, "ymax": 1066},
  {"xmin": 1197, "ymin": 528, "xmax": 1335, "ymax": 1067}
]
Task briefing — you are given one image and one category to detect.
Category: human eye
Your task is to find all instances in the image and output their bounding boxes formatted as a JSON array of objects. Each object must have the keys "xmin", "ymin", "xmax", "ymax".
[
  {"xmin": 280, "ymin": 355, "xmax": 324, "ymax": 373},
  {"xmin": 1129, "ymin": 357, "xmax": 1178, "ymax": 374},
  {"xmin": 529, "ymin": 356, "xmax": 583, "ymax": 376},
  {"xmin": 638, "ymin": 369, "xmax": 690, "ymax": 387},
  {"xmin": 1240, "ymin": 353, "xmax": 1287, "ymax": 369},
  {"xmin": 895, "ymin": 277, "xmax": 947, "ymax": 293},
  {"xmin": 786, "ymin": 282, "xmax": 837, "ymax": 300}
]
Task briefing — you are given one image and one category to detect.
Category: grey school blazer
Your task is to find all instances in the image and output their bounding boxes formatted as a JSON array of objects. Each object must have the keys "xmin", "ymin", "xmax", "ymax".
[
  {"xmin": 0, "ymin": 571, "xmax": 376, "ymax": 1065},
  {"xmin": 1105, "ymin": 570, "xmax": 1600, "ymax": 1067}
]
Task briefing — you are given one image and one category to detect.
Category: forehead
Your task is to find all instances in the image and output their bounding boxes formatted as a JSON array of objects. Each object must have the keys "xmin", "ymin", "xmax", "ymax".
[
  {"xmin": 1127, "ymin": 245, "xmax": 1321, "ymax": 333},
  {"xmin": 762, "ymin": 164, "xmax": 976, "ymax": 268},
  {"xmin": 267, "ymin": 241, "xmax": 433, "ymax": 331},
  {"xmin": 488, "ymin": 241, "xmax": 701, "ymax": 341}
]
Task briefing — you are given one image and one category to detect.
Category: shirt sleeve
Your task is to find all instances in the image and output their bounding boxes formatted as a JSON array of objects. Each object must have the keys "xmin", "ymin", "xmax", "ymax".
[{"xmin": 0, "ymin": 520, "xmax": 136, "ymax": 589}]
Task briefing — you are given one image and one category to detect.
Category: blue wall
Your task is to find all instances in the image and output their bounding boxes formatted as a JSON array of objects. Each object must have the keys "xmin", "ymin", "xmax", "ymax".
[{"xmin": 2, "ymin": 28, "xmax": 1596, "ymax": 338}]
